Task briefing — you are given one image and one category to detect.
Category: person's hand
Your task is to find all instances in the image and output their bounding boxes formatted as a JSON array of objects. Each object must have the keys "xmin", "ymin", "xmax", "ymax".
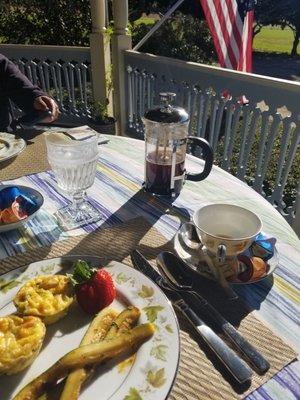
[{"xmin": 33, "ymin": 96, "xmax": 60, "ymax": 123}]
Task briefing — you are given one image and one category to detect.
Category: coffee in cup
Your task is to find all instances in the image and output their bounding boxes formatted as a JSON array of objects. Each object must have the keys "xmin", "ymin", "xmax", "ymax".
[{"xmin": 193, "ymin": 204, "xmax": 262, "ymax": 258}]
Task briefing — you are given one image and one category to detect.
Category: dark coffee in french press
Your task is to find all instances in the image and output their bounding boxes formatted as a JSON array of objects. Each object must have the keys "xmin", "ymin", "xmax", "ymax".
[
  {"xmin": 145, "ymin": 151, "xmax": 185, "ymax": 196},
  {"xmin": 143, "ymin": 92, "xmax": 213, "ymax": 197}
]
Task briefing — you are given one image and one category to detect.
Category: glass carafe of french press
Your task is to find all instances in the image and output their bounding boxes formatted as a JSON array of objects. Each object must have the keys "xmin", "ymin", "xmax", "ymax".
[{"xmin": 143, "ymin": 92, "xmax": 213, "ymax": 196}]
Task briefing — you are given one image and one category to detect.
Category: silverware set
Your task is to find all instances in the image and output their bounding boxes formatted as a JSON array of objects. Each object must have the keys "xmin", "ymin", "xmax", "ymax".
[{"xmin": 130, "ymin": 249, "xmax": 270, "ymax": 384}]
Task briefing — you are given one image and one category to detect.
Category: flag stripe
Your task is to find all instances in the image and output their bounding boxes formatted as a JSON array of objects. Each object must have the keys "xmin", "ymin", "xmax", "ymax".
[
  {"xmin": 200, "ymin": 0, "xmax": 254, "ymax": 72},
  {"xmin": 225, "ymin": 0, "xmax": 243, "ymax": 45},
  {"xmin": 246, "ymin": 10, "xmax": 254, "ymax": 71},
  {"xmin": 211, "ymin": 0, "xmax": 237, "ymax": 68},
  {"xmin": 214, "ymin": 0, "xmax": 238, "ymax": 68},
  {"xmin": 201, "ymin": 0, "xmax": 226, "ymax": 67},
  {"xmin": 242, "ymin": 14, "xmax": 249, "ymax": 71},
  {"xmin": 239, "ymin": 9, "xmax": 254, "ymax": 71},
  {"xmin": 203, "ymin": 0, "xmax": 233, "ymax": 68},
  {"xmin": 222, "ymin": 1, "xmax": 240, "ymax": 62},
  {"xmin": 228, "ymin": 0, "xmax": 244, "ymax": 33}
]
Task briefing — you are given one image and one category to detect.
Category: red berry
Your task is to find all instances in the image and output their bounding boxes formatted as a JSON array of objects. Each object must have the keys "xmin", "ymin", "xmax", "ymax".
[{"xmin": 74, "ymin": 268, "xmax": 116, "ymax": 315}]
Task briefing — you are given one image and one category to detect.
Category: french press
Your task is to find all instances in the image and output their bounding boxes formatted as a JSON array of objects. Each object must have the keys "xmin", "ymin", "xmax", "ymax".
[{"xmin": 143, "ymin": 92, "xmax": 213, "ymax": 196}]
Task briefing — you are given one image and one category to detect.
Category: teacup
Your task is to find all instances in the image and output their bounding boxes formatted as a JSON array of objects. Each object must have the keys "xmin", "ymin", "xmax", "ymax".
[{"xmin": 193, "ymin": 204, "xmax": 262, "ymax": 258}]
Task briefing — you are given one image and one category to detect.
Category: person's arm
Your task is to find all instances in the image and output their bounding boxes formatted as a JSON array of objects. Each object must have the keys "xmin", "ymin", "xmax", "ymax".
[
  {"xmin": 0, "ymin": 54, "xmax": 44, "ymax": 112},
  {"xmin": 0, "ymin": 54, "xmax": 59, "ymax": 122}
]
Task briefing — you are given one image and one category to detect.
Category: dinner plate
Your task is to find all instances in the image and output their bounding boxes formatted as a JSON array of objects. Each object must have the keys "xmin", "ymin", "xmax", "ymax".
[
  {"xmin": 0, "ymin": 256, "xmax": 180, "ymax": 400},
  {"xmin": 174, "ymin": 230, "xmax": 278, "ymax": 284},
  {"xmin": 0, "ymin": 185, "xmax": 44, "ymax": 233},
  {"xmin": 0, "ymin": 132, "xmax": 26, "ymax": 163}
]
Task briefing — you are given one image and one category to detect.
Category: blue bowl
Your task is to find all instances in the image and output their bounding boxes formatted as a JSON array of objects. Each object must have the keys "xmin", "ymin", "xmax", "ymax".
[{"xmin": 0, "ymin": 185, "xmax": 44, "ymax": 232}]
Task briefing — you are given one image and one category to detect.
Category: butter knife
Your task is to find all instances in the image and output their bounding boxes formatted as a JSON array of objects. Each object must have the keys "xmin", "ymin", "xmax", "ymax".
[{"xmin": 130, "ymin": 250, "xmax": 252, "ymax": 384}]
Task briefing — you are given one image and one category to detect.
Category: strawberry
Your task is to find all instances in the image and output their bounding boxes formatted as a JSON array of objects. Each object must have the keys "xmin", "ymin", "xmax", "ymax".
[{"xmin": 71, "ymin": 260, "xmax": 116, "ymax": 315}]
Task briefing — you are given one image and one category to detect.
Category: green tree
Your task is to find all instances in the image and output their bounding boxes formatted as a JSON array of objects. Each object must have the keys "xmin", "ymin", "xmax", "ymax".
[
  {"xmin": 128, "ymin": 0, "xmax": 203, "ymax": 22},
  {"xmin": 255, "ymin": 0, "xmax": 300, "ymax": 56},
  {"xmin": 132, "ymin": 12, "xmax": 216, "ymax": 64},
  {"xmin": 0, "ymin": 1, "xmax": 91, "ymax": 46}
]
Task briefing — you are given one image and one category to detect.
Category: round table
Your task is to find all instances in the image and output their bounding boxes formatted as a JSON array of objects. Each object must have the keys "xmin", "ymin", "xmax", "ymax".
[{"xmin": 1, "ymin": 134, "xmax": 299, "ymax": 399}]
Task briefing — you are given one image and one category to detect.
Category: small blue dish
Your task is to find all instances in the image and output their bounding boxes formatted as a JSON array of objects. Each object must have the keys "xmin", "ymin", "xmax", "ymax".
[{"xmin": 0, "ymin": 185, "xmax": 44, "ymax": 232}]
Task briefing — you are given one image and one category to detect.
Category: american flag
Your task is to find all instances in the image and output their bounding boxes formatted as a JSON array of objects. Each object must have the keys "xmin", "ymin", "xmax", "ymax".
[{"xmin": 200, "ymin": 0, "xmax": 255, "ymax": 72}]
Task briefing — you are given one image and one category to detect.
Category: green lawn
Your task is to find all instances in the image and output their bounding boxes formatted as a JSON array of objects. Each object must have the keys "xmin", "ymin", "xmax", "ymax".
[{"xmin": 253, "ymin": 25, "xmax": 299, "ymax": 55}]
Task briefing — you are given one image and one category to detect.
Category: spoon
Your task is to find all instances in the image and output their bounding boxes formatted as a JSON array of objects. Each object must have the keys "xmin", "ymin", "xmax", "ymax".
[
  {"xmin": 179, "ymin": 221, "xmax": 201, "ymax": 250},
  {"xmin": 178, "ymin": 222, "xmax": 238, "ymax": 300},
  {"xmin": 156, "ymin": 251, "xmax": 270, "ymax": 375}
]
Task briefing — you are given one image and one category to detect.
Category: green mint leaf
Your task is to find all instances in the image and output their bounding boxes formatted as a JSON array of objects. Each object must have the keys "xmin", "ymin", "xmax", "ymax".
[{"xmin": 71, "ymin": 260, "xmax": 94, "ymax": 285}]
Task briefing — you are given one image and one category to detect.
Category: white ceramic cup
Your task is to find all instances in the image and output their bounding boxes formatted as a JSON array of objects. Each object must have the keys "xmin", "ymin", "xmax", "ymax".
[{"xmin": 193, "ymin": 204, "xmax": 262, "ymax": 257}]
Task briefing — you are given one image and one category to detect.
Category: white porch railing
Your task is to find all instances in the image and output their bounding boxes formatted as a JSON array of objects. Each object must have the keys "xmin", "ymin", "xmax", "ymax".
[{"xmin": 124, "ymin": 51, "xmax": 300, "ymax": 232}]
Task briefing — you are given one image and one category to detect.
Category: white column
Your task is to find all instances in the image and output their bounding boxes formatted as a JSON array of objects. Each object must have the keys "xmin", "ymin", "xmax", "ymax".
[
  {"xmin": 111, "ymin": 0, "xmax": 132, "ymax": 135},
  {"xmin": 89, "ymin": 0, "xmax": 112, "ymax": 115}
]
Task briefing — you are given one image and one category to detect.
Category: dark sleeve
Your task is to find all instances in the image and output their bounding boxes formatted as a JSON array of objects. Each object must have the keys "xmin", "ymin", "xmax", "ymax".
[{"xmin": 0, "ymin": 53, "xmax": 45, "ymax": 112}]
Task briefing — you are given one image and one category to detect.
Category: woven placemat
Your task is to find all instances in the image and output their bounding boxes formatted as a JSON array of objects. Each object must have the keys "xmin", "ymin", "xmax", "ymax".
[
  {"xmin": 0, "ymin": 217, "xmax": 296, "ymax": 399},
  {"xmin": 0, "ymin": 130, "xmax": 50, "ymax": 181}
]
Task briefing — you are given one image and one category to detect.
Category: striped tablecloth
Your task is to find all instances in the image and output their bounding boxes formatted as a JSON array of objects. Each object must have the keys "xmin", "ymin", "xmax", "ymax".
[{"xmin": 0, "ymin": 135, "xmax": 299, "ymax": 399}]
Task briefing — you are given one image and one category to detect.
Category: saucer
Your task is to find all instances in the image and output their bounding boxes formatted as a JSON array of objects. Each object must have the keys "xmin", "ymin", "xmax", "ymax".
[
  {"xmin": 0, "ymin": 132, "xmax": 26, "ymax": 163},
  {"xmin": 174, "ymin": 230, "xmax": 279, "ymax": 284}
]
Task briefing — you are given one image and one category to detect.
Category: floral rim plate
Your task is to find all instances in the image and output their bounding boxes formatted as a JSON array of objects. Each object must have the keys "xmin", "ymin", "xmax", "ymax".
[
  {"xmin": 0, "ymin": 255, "xmax": 180, "ymax": 400},
  {"xmin": 174, "ymin": 231, "xmax": 278, "ymax": 285},
  {"xmin": 0, "ymin": 132, "xmax": 26, "ymax": 162},
  {"xmin": 0, "ymin": 185, "xmax": 44, "ymax": 233}
]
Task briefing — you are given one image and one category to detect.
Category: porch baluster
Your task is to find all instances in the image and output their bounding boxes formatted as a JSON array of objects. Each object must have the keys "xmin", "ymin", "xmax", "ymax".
[
  {"xmin": 259, "ymin": 114, "xmax": 282, "ymax": 186},
  {"xmin": 188, "ymin": 88, "xmax": 197, "ymax": 137},
  {"xmin": 212, "ymin": 97, "xmax": 225, "ymax": 152},
  {"xmin": 269, "ymin": 120, "xmax": 299, "ymax": 210},
  {"xmin": 252, "ymin": 111, "xmax": 271, "ymax": 191},
  {"xmin": 241, "ymin": 107, "xmax": 261, "ymax": 179},
  {"xmin": 209, "ymin": 98, "xmax": 219, "ymax": 151}
]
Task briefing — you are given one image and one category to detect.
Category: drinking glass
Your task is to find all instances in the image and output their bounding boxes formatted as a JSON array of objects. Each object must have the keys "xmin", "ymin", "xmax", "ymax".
[{"xmin": 45, "ymin": 132, "xmax": 101, "ymax": 230}]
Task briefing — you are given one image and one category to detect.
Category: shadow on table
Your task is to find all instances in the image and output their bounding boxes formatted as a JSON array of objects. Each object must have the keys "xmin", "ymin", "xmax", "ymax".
[
  {"xmin": 234, "ymin": 275, "xmax": 274, "ymax": 313},
  {"xmin": 64, "ymin": 189, "xmax": 190, "ymax": 263},
  {"xmin": 102, "ymin": 188, "xmax": 191, "ymax": 229},
  {"xmin": 183, "ymin": 270, "xmax": 273, "ymax": 329},
  {"xmin": 0, "ymin": 155, "xmax": 18, "ymax": 169},
  {"xmin": 16, "ymin": 127, "xmax": 46, "ymax": 142}
]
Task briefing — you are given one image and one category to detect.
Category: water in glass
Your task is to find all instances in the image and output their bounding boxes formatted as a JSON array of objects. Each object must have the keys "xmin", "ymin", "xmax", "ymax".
[
  {"xmin": 48, "ymin": 143, "xmax": 98, "ymax": 194},
  {"xmin": 45, "ymin": 132, "xmax": 101, "ymax": 230}
]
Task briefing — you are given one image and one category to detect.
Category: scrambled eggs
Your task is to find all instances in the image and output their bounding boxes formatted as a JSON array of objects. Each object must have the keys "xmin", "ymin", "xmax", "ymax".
[
  {"xmin": 14, "ymin": 275, "xmax": 74, "ymax": 324},
  {"xmin": 0, "ymin": 315, "xmax": 46, "ymax": 375}
]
